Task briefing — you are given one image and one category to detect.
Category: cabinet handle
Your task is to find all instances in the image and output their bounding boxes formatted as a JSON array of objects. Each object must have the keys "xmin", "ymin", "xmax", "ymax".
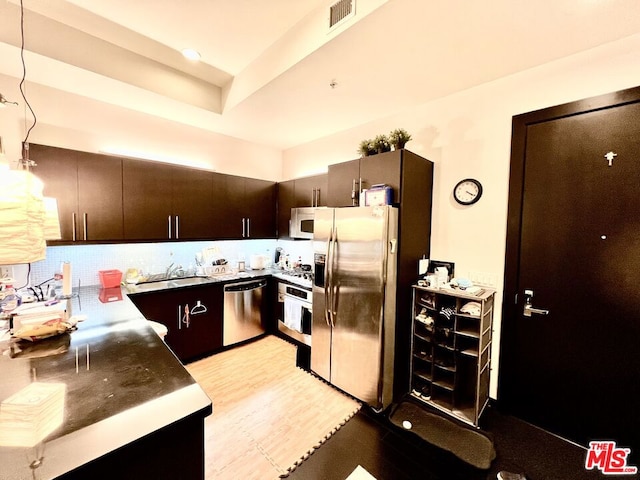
[
  {"xmin": 242, "ymin": 218, "xmax": 246, "ymax": 237},
  {"xmin": 175, "ymin": 215, "xmax": 179, "ymax": 240},
  {"xmin": 177, "ymin": 305, "xmax": 181, "ymax": 330},
  {"xmin": 247, "ymin": 218, "xmax": 250, "ymax": 238},
  {"xmin": 168, "ymin": 216, "xmax": 172, "ymax": 239},
  {"xmin": 311, "ymin": 188, "xmax": 316, "ymax": 207},
  {"xmin": 351, "ymin": 180, "xmax": 358, "ymax": 206},
  {"xmin": 72, "ymin": 212, "xmax": 77, "ymax": 241},
  {"xmin": 83, "ymin": 213, "xmax": 88, "ymax": 241},
  {"xmin": 316, "ymin": 188, "xmax": 320, "ymax": 207}
]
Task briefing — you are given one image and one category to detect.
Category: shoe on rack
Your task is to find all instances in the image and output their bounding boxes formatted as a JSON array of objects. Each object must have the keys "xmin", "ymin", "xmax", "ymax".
[{"xmin": 497, "ymin": 472, "xmax": 527, "ymax": 480}]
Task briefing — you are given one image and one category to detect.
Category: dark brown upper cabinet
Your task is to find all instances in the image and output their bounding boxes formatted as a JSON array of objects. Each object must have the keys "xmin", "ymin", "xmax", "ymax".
[
  {"xmin": 211, "ymin": 173, "xmax": 276, "ymax": 239},
  {"xmin": 244, "ymin": 177, "xmax": 277, "ymax": 238},
  {"xmin": 292, "ymin": 174, "xmax": 328, "ymax": 208},
  {"xmin": 276, "ymin": 173, "xmax": 328, "ymax": 239},
  {"xmin": 123, "ymin": 160, "xmax": 217, "ymax": 241},
  {"xmin": 276, "ymin": 180, "xmax": 295, "ymax": 239},
  {"xmin": 171, "ymin": 166, "xmax": 217, "ymax": 240},
  {"xmin": 31, "ymin": 144, "xmax": 124, "ymax": 243},
  {"xmin": 327, "ymin": 150, "xmax": 403, "ymax": 207}
]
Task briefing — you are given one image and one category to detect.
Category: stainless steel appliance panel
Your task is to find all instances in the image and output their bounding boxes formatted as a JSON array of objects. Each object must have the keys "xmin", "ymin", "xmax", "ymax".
[
  {"xmin": 290, "ymin": 207, "xmax": 316, "ymax": 239},
  {"xmin": 223, "ymin": 279, "xmax": 267, "ymax": 346},
  {"xmin": 277, "ymin": 282, "xmax": 312, "ymax": 346},
  {"xmin": 312, "ymin": 206, "xmax": 398, "ymax": 409},
  {"xmin": 331, "ymin": 207, "xmax": 396, "ymax": 406},
  {"xmin": 311, "ymin": 208, "xmax": 335, "ymax": 382}
]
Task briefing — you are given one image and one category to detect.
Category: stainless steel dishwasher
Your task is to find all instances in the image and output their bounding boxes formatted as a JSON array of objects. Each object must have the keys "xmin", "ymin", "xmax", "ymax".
[{"xmin": 223, "ymin": 279, "xmax": 267, "ymax": 346}]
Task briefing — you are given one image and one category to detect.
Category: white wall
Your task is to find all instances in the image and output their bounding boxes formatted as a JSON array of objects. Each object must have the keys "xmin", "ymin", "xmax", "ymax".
[
  {"xmin": 0, "ymin": 73, "xmax": 283, "ymax": 180},
  {"xmin": 282, "ymin": 33, "xmax": 640, "ymax": 398}
]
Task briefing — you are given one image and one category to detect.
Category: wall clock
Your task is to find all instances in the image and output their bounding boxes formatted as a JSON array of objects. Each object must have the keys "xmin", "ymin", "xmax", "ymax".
[{"xmin": 453, "ymin": 178, "xmax": 483, "ymax": 205}]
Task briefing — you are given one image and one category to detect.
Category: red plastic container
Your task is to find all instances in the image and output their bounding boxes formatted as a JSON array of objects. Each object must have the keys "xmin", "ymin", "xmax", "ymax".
[
  {"xmin": 99, "ymin": 287, "xmax": 123, "ymax": 303},
  {"xmin": 99, "ymin": 270, "xmax": 122, "ymax": 288}
]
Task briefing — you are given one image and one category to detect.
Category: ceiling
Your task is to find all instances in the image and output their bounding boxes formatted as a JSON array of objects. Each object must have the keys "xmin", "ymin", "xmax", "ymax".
[{"xmin": 1, "ymin": 0, "xmax": 640, "ymax": 150}]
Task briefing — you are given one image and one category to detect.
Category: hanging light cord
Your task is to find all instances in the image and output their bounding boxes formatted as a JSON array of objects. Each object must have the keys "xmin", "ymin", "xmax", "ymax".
[{"xmin": 18, "ymin": 0, "xmax": 37, "ymax": 145}]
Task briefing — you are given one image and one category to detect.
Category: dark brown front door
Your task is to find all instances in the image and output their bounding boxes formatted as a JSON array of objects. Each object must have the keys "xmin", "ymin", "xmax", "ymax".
[{"xmin": 501, "ymin": 86, "xmax": 640, "ymax": 456}]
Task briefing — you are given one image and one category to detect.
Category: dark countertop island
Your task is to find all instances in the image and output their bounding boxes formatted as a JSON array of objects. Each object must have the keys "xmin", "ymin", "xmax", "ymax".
[{"xmin": 0, "ymin": 286, "xmax": 212, "ymax": 480}]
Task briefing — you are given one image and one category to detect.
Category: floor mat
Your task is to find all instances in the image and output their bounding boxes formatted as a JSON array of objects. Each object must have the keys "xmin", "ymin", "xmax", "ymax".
[
  {"xmin": 389, "ymin": 399, "xmax": 496, "ymax": 470},
  {"xmin": 186, "ymin": 336, "xmax": 361, "ymax": 480}
]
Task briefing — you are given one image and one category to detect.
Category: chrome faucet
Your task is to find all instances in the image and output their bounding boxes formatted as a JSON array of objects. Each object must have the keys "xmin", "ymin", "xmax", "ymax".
[{"xmin": 166, "ymin": 263, "xmax": 184, "ymax": 279}]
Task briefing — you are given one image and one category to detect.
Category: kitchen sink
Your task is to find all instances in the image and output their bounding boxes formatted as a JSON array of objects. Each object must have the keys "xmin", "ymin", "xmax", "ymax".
[{"xmin": 131, "ymin": 276, "xmax": 213, "ymax": 292}]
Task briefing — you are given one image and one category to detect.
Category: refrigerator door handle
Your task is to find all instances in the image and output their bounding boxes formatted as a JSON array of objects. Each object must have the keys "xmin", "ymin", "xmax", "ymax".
[
  {"xmin": 324, "ymin": 228, "xmax": 333, "ymax": 326},
  {"xmin": 379, "ymin": 237, "xmax": 391, "ymax": 294},
  {"xmin": 329, "ymin": 226, "xmax": 337, "ymax": 327}
]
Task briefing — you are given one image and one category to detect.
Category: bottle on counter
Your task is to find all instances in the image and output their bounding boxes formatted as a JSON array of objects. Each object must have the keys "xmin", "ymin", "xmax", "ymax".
[
  {"xmin": 0, "ymin": 284, "xmax": 21, "ymax": 315},
  {"xmin": 274, "ymin": 247, "xmax": 283, "ymax": 267}
]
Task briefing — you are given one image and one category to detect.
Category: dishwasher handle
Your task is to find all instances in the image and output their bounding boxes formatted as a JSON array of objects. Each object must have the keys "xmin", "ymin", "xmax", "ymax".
[{"xmin": 224, "ymin": 279, "xmax": 267, "ymax": 292}]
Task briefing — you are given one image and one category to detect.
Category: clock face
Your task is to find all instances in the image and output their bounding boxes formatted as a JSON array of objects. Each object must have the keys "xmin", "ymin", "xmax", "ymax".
[{"xmin": 453, "ymin": 178, "xmax": 483, "ymax": 205}]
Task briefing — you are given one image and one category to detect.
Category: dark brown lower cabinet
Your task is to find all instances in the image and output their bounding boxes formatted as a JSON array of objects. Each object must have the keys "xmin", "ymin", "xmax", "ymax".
[
  {"xmin": 129, "ymin": 284, "xmax": 223, "ymax": 362},
  {"xmin": 57, "ymin": 411, "xmax": 207, "ymax": 480}
]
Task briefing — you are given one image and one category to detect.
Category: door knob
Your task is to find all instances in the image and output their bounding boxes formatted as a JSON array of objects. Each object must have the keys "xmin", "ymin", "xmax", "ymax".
[{"xmin": 523, "ymin": 289, "xmax": 550, "ymax": 317}]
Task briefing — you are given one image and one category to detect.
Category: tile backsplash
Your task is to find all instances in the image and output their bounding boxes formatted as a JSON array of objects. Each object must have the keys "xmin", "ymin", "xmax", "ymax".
[{"xmin": 17, "ymin": 239, "xmax": 314, "ymax": 289}]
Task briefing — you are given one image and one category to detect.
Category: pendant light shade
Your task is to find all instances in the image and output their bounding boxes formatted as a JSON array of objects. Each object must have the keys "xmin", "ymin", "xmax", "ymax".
[
  {"xmin": 43, "ymin": 197, "xmax": 61, "ymax": 241},
  {"xmin": 0, "ymin": 170, "xmax": 46, "ymax": 264}
]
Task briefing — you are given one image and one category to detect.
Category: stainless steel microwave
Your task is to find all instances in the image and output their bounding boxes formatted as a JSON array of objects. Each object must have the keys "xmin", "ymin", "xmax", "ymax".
[{"xmin": 290, "ymin": 207, "xmax": 316, "ymax": 239}]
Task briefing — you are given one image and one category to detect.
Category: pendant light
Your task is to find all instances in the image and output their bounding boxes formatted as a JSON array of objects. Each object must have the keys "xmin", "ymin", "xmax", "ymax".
[
  {"xmin": 0, "ymin": 166, "xmax": 46, "ymax": 264},
  {"xmin": 0, "ymin": 0, "xmax": 57, "ymax": 266}
]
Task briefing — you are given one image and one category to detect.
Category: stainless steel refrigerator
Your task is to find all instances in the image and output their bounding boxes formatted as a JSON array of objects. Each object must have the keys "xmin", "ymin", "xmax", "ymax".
[{"xmin": 312, "ymin": 206, "xmax": 398, "ymax": 410}]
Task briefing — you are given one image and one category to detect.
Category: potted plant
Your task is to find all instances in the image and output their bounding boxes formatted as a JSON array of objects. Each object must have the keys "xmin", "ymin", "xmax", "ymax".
[
  {"xmin": 389, "ymin": 128, "xmax": 412, "ymax": 150},
  {"xmin": 358, "ymin": 139, "xmax": 375, "ymax": 157},
  {"xmin": 373, "ymin": 134, "xmax": 391, "ymax": 154}
]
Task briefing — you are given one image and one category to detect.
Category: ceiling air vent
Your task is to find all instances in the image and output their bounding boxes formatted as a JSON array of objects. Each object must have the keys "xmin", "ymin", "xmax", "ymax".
[{"xmin": 328, "ymin": 0, "xmax": 355, "ymax": 31}]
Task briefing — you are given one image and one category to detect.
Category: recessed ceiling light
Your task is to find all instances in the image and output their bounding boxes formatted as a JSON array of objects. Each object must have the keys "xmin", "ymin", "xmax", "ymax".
[{"xmin": 181, "ymin": 48, "xmax": 201, "ymax": 61}]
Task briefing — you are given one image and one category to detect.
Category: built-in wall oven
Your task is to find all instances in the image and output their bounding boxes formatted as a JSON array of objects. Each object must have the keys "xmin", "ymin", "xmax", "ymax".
[{"xmin": 277, "ymin": 282, "xmax": 312, "ymax": 347}]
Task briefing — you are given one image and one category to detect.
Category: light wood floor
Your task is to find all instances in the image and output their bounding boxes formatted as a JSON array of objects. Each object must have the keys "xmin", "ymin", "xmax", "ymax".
[{"xmin": 187, "ymin": 335, "xmax": 361, "ymax": 480}]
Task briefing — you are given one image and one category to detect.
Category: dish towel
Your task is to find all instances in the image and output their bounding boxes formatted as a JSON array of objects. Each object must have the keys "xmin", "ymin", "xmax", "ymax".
[{"xmin": 284, "ymin": 296, "xmax": 304, "ymax": 333}]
